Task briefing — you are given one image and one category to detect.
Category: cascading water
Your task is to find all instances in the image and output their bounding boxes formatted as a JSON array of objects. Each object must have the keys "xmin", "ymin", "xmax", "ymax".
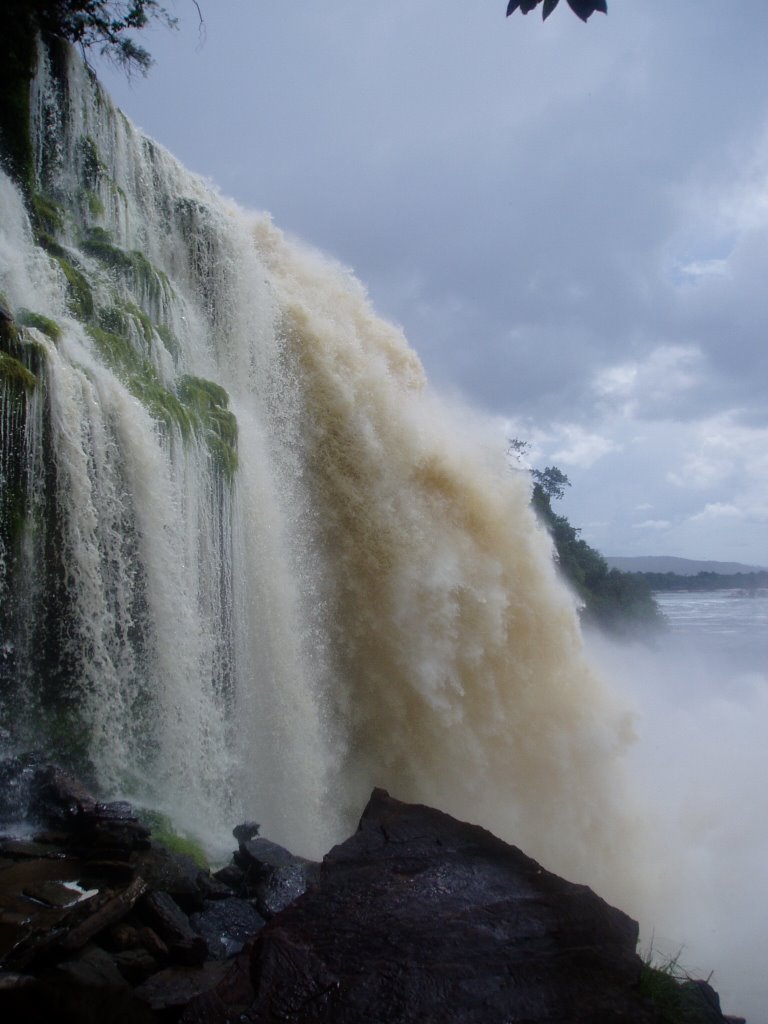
[{"xmin": 0, "ymin": 38, "xmax": 641, "ymax": 899}]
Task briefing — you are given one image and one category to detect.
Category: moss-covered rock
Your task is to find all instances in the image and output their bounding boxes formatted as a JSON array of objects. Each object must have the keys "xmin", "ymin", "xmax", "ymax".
[
  {"xmin": 42, "ymin": 243, "xmax": 95, "ymax": 319},
  {"xmin": 85, "ymin": 323, "xmax": 194, "ymax": 437},
  {"xmin": 17, "ymin": 308, "xmax": 62, "ymax": 343},
  {"xmin": 80, "ymin": 227, "xmax": 172, "ymax": 309},
  {"xmin": 78, "ymin": 134, "xmax": 108, "ymax": 189},
  {"xmin": 177, "ymin": 375, "xmax": 239, "ymax": 479},
  {"xmin": 139, "ymin": 809, "xmax": 209, "ymax": 869},
  {"xmin": 31, "ymin": 192, "xmax": 66, "ymax": 238},
  {"xmin": 0, "ymin": 352, "xmax": 38, "ymax": 393}
]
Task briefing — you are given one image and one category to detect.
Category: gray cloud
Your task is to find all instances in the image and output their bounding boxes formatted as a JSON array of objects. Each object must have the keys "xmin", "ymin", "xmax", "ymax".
[{"xmin": 97, "ymin": 0, "xmax": 768, "ymax": 561}]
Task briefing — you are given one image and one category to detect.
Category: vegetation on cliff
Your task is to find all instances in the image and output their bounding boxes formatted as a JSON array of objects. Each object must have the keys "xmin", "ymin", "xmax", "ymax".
[
  {"xmin": 510, "ymin": 442, "xmax": 664, "ymax": 636},
  {"xmin": 631, "ymin": 569, "xmax": 768, "ymax": 593},
  {"xmin": 6, "ymin": 1, "xmax": 176, "ymax": 74}
]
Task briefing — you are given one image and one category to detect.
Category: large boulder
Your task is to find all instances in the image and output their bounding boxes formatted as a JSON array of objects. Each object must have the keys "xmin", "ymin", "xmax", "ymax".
[{"xmin": 246, "ymin": 788, "xmax": 660, "ymax": 1023}]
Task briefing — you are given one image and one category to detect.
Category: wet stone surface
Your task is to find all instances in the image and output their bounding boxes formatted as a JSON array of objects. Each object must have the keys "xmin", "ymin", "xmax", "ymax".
[{"xmin": 0, "ymin": 760, "xmax": 743, "ymax": 1023}]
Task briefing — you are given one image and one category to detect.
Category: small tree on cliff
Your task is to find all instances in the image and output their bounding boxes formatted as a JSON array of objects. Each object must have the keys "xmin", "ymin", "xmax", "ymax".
[
  {"xmin": 19, "ymin": 1, "xmax": 179, "ymax": 74},
  {"xmin": 507, "ymin": 440, "xmax": 663, "ymax": 636}
]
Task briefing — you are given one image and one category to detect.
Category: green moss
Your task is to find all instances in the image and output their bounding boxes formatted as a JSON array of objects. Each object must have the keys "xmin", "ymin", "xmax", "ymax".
[
  {"xmin": 133, "ymin": 376, "xmax": 195, "ymax": 437},
  {"xmin": 80, "ymin": 229, "xmax": 172, "ymax": 307},
  {"xmin": 37, "ymin": 236, "xmax": 95, "ymax": 320},
  {"xmin": 177, "ymin": 375, "xmax": 231, "ymax": 411},
  {"xmin": 154, "ymin": 323, "xmax": 180, "ymax": 361},
  {"xmin": 138, "ymin": 809, "xmax": 209, "ymax": 869},
  {"xmin": 1, "ymin": 312, "xmax": 46, "ymax": 377},
  {"xmin": 127, "ymin": 250, "xmax": 171, "ymax": 305},
  {"xmin": 81, "ymin": 188, "xmax": 105, "ymax": 218},
  {"xmin": 98, "ymin": 301, "xmax": 153, "ymax": 345},
  {"xmin": 177, "ymin": 375, "xmax": 239, "ymax": 478},
  {"xmin": 31, "ymin": 192, "xmax": 66, "ymax": 238},
  {"xmin": 79, "ymin": 134, "xmax": 108, "ymax": 189},
  {"xmin": 49, "ymin": 251, "xmax": 94, "ymax": 319},
  {"xmin": 17, "ymin": 308, "xmax": 62, "ymax": 343},
  {"xmin": 86, "ymin": 324, "xmax": 194, "ymax": 437},
  {"xmin": 0, "ymin": 352, "xmax": 37, "ymax": 393},
  {"xmin": 0, "ymin": 315, "xmax": 21, "ymax": 352},
  {"xmin": 86, "ymin": 324, "xmax": 143, "ymax": 374},
  {"xmin": 81, "ymin": 226, "xmax": 133, "ymax": 270}
]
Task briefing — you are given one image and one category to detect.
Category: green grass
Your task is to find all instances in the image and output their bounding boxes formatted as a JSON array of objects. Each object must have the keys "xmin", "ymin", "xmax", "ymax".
[{"xmin": 637, "ymin": 946, "xmax": 717, "ymax": 1024}]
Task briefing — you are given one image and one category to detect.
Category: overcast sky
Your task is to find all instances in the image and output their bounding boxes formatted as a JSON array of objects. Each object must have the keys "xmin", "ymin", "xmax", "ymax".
[{"xmin": 96, "ymin": 0, "xmax": 768, "ymax": 566}]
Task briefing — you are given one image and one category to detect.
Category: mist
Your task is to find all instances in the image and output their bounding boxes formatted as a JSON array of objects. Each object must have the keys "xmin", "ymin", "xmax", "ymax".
[{"xmin": 586, "ymin": 617, "xmax": 768, "ymax": 1024}]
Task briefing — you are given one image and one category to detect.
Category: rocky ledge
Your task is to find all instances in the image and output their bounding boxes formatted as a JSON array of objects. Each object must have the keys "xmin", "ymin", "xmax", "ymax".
[{"xmin": 0, "ymin": 758, "xmax": 747, "ymax": 1023}]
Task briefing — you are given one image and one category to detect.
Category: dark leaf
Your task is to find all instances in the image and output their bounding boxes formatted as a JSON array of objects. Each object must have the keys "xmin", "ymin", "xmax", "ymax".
[
  {"xmin": 566, "ymin": 0, "xmax": 606, "ymax": 20},
  {"xmin": 506, "ymin": 1, "xmax": 521, "ymax": 15},
  {"xmin": 542, "ymin": 0, "xmax": 559, "ymax": 19},
  {"xmin": 520, "ymin": 0, "xmax": 540, "ymax": 13}
]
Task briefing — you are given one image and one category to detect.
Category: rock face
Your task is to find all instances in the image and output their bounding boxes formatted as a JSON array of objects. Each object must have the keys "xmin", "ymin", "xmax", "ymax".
[
  {"xmin": 245, "ymin": 788, "xmax": 657, "ymax": 1023},
  {"xmin": 0, "ymin": 765, "xmax": 744, "ymax": 1023}
]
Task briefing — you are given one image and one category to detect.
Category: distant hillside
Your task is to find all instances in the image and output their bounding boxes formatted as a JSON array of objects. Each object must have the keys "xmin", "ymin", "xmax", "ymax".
[{"xmin": 605, "ymin": 556, "xmax": 767, "ymax": 575}]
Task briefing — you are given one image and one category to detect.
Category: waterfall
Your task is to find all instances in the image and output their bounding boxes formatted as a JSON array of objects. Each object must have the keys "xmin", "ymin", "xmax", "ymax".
[{"xmin": 0, "ymin": 39, "xmax": 640, "ymax": 897}]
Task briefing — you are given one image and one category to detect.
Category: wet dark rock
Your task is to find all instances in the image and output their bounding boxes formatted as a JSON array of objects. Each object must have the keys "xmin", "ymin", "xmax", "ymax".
[
  {"xmin": 0, "ymin": 837, "xmax": 72, "ymax": 859},
  {"xmin": 190, "ymin": 898, "xmax": 266, "ymax": 959},
  {"xmin": 95, "ymin": 800, "xmax": 137, "ymax": 821},
  {"xmin": 2, "ymin": 946, "xmax": 154, "ymax": 1024},
  {"xmin": 81, "ymin": 858, "xmax": 136, "ymax": 882},
  {"xmin": 212, "ymin": 862, "xmax": 245, "ymax": 892},
  {"xmin": 22, "ymin": 879, "xmax": 91, "ymax": 908},
  {"xmin": 33, "ymin": 829, "xmax": 72, "ymax": 845},
  {"xmin": 139, "ymin": 890, "xmax": 208, "ymax": 965},
  {"xmin": 112, "ymin": 948, "xmax": 160, "ymax": 985},
  {"xmin": 197, "ymin": 872, "xmax": 236, "ymax": 901},
  {"xmin": 55, "ymin": 942, "xmax": 128, "ymax": 992},
  {"xmin": 103, "ymin": 922, "xmax": 141, "ymax": 951},
  {"xmin": 133, "ymin": 961, "xmax": 228, "ymax": 1011},
  {"xmin": 59, "ymin": 876, "xmax": 149, "ymax": 952},
  {"xmin": 678, "ymin": 979, "xmax": 740, "ymax": 1023},
  {"xmin": 0, "ymin": 770, "xmax": 742, "ymax": 1024},
  {"xmin": 234, "ymin": 835, "xmax": 319, "ymax": 915},
  {"xmin": 178, "ymin": 951, "xmax": 255, "ymax": 1023},
  {"xmin": 232, "ymin": 821, "xmax": 260, "ymax": 844},
  {"xmin": 246, "ymin": 788, "xmax": 660, "ymax": 1023},
  {"xmin": 30, "ymin": 765, "xmax": 97, "ymax": 824},
  {"xmin": 0, "ymin": 753, "xmax": 45, "ymax": 825},
  {"xmin": 134, "ymin": 843, "xmax": 207, "ymax": 910},
  {"xmin": 0, "ymin": 971, "xmax": 37, "ymax": 991},
  {"xmin": 236, "ymin": 836, "xmax": 302, "ymax": 874},
  {"xmin": 252, "ymin": 859, "xmax": 320, "ymax": 918},
  {"xmin": 137, "ymin": 925, "xmax": 170, "ymax": 960}
]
